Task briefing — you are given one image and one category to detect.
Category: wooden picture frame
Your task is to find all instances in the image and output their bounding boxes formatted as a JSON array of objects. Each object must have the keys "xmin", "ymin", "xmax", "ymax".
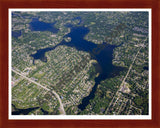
[{"xmin": 0, "ymin": 0, "xmax": 160, "ymax": 128}]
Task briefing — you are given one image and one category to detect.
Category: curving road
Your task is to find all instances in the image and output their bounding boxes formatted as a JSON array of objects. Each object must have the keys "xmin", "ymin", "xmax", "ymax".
[{"xmin": 12, "ymin": 69, "xmax": 66, "ymax": 115}]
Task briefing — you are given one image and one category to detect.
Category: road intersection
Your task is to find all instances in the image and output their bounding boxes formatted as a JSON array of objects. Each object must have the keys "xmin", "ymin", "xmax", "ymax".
[{"xmin": 12, "ymin": 69, "xmax": 66, "ymax": 115}]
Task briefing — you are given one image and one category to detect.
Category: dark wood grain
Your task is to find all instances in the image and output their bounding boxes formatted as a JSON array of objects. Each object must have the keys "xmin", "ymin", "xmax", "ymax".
[{"xmin": 0, "ymin": 0, "xmax": 160, "ymax": 128}]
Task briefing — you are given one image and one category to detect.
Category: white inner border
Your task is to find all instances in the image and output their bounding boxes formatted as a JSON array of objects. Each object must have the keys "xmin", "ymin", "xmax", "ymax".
[{"xmin": 9, "ymin": 8, "xmax": 152, "ymax": 120}]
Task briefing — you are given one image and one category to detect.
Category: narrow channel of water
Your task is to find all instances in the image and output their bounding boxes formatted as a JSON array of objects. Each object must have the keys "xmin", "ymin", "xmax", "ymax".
[{"xmin": 12, "ymin": 104, "xmax": 39, "ymax": 115}]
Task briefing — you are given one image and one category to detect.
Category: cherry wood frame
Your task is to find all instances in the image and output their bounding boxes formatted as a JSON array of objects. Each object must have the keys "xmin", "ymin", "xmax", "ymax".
[{"xmin": 0, "ymin": 0, "xmax": 160, "ymax": 128}]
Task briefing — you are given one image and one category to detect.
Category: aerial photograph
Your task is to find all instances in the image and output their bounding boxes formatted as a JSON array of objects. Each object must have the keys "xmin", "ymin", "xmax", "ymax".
[{"xmin": 10, "ymin": 10, "xmax": 150, "ymax": 117}]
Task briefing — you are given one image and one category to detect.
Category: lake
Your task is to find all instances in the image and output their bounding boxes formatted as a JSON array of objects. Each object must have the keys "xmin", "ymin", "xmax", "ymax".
[
  {"xmin": 30, "ymin": 19, "xmax": 125, "ymax": 111},
  {"xmin": 29, "ymin": 18, "xmax": 59, "ymax": 33}
]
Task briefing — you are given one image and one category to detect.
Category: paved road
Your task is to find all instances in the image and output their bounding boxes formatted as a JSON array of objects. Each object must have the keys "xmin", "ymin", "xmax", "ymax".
[
  {"xmin": 12, "ymin": 69, "xmax": 66, "ymax": 115},
  {"xmin": 119, "ymin": 45, "xmax": 143, "ymax": 90},
  {"xmin": 105, "ymin": 44, "xmax": 143, "ymax": 114},
  {"xmin": 51, "ymin": 90, "xmax": 66, "ymax": 115}
]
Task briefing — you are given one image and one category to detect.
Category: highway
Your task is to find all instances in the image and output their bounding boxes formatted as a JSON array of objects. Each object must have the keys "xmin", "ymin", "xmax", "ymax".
[{"xmin": 12, "ymin": 69, "xmax": 66, "ymax": 115}]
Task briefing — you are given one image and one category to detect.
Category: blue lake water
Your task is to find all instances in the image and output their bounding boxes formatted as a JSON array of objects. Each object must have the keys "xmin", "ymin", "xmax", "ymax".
[
  {"xmin": 29, "ymin": 18, "xmax": 59, "ymax": 33},
  {"xmin": 12, "ymin": 30, "xmax": 21, "ymax": 38},
  {"xmin": 30, "ymin": 19, "xmax": 126, "ymax": 111}
]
